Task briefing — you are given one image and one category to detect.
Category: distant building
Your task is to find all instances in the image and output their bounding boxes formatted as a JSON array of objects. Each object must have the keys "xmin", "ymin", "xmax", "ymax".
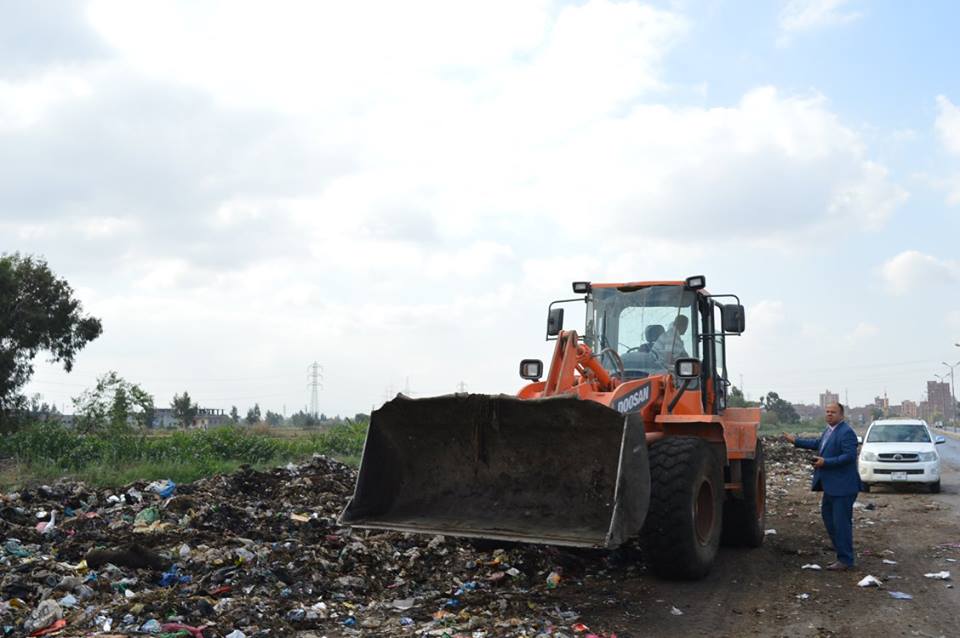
[
  {"xmin": 792, "ymin": 403, "xmax": 823, "ymax": 422},
  {"xmin": 819, "ymin": 390, "xmax": 839, "ymax": 410},
  {"xmin": 847, "ymin": 405, "xmax": 871, "ymax": 426},
  {"xmin": 874, "ymin": 394, "xmax": 890, "ymax": 416},
  {"xmin": 927, "ymin": 380, "xmax": 955, "ymax": 421},
  {"xmin": 900, "ymin": 400, "xmax": 918, "ymax": 418},
  {"xmin": 151, "ymin": 407, "xmax": 228, "ymax": 429}
]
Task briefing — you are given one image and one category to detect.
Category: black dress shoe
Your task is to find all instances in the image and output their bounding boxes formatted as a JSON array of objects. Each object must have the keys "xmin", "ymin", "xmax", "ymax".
[{"xmin": 825, "ymin": 561, "xmax": 852, "ymax": 571}]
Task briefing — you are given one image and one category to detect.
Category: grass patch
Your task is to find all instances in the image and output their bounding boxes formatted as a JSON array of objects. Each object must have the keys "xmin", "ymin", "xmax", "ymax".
[{"xmin": 0, "ymin": 420, "xmax": 368, "ymax": 490}]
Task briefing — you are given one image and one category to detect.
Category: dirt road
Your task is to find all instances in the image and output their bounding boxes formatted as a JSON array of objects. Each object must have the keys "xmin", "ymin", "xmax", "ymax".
[{"xmin": 567, "ymin": 435, "xmax": 960, "ymax": 638}]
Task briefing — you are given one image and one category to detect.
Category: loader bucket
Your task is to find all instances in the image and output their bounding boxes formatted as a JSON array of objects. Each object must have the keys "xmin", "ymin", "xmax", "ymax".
[{"xmin": 339, "ymin": 393, "xmax": 649, "ymax": 548}]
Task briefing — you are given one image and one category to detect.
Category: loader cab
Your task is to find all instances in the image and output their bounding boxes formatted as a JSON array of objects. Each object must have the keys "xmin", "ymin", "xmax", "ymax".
[
  {"xmin": 578, "ymin": 277, "xmax": 744, "ymax": 415},
  {"xmin": 585, "ymin": 284, "xmax": 699, "ymax": 381}
]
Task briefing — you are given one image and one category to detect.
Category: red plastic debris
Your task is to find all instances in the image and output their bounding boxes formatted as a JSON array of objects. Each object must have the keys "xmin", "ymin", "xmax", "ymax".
[{"xmin": 29, "ymin": 619, "xmax": 67, "ymax": 637}]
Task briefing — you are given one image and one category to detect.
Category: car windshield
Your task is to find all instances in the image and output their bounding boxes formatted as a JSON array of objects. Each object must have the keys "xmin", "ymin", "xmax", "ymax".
[
  {"xmin": 866, "ymin": 424, "xmax": 931, "ymax": 443},
  {"xmin": 586, "ymin": 285, "xmax": 696, "ymax": 379}
]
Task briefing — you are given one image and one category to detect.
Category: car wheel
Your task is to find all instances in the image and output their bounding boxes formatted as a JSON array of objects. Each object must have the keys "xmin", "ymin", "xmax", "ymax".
[
  {"xmin": 862, "ymin": 483, "xmax": 871, "ymax": 493},
  {"xmin": 929, "ymin": 480, "xmax": 941, "ymax": 494}
]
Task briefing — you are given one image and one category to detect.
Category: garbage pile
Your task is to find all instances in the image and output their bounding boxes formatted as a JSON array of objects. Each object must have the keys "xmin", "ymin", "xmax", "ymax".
[{"xmin": 1, "ymin": 456, "xmax": 626, "ymax": 638}]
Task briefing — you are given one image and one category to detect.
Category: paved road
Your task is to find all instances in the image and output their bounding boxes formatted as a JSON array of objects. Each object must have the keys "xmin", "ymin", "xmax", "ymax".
[{"xmin": 935, "ymin": 429, "xmax": 960, "ymax": 467}]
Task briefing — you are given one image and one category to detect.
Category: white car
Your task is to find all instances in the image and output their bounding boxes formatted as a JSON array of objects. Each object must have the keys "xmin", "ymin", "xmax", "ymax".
[{"xmin": 858, "ymin": 419, "xmax": 946, "ymax": 493}]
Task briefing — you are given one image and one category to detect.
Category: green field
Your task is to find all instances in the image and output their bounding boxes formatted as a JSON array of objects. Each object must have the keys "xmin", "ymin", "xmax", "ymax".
[{"xmin": 0, "ymin": 420, "xmax": 368, "ymax": 489}]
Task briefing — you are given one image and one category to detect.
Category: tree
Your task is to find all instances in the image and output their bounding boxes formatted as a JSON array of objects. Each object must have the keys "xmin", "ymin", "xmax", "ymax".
[
  {"xmin": 760, "ymin": 391, "xmax": 800, "ymax": 424},
  {"xmin": 73, "ymin": 371, "xmax": 154, "ymax": 434},
  {"xmin": 245, "ymin": 403, "xmax": 261, "ymax": 425},
  {"xmin": 171, "ymin": 391, "xmax": 198, "ymax": 428},
  {"xmin": 288, "ymin": 409, "xmax": 318, "ymax": 427},
  {"xmin": 727, "ymin": 386, "xmax": 759, "ymax": 408},
  {"xmin": 0, "ymin": 254, "xmax": 102, "ymax": 432},
  {"xmin": 229, "ymin": 405, "xmax": 240, "ymax": 424},
  {"xmin": 264, "ymin": 410, "xmax": 283, "ymax": 426}
]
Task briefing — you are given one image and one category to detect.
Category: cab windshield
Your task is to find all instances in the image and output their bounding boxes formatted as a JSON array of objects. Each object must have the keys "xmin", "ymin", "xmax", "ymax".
[
  {"xmin": 586, "ymin": 285, "xmax": 697, "ymax": 379},
  {"xmin": 866, "ymin": 424, "xmax": 931, "ymax": 443}
]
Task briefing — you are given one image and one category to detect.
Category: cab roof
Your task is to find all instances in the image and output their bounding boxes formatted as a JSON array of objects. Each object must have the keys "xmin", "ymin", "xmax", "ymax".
[{"xmin": 590, "ymin": 281, "xmax": 709, "ymax": 295}]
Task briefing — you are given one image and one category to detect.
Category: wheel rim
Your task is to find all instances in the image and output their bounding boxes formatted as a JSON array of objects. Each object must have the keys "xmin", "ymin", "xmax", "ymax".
[{"xmin": 694, "ymin": 478, "xmax": 715, "ymax": 544}]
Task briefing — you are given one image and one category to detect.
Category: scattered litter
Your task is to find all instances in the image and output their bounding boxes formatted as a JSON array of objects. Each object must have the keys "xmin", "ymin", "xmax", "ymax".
[
  {"xmin": 888, "ymin": 591, "xmax": 913, "ymax": 600},
  {"xmin": 882, "ymin": 559, "xmax": 897, "ymax": 565},
  {"xmin": 795, "ymin": 593, "xmax": 809, "ymax": 600},
  {"xmin": 801, "ymin": 564, "xmax": 821, "ymax": 570},
  {"xmin": 0, "ymin": 439, "xmax": 866, "ymax": 636},
  {"xmin": 546, "ymin": 570, "xmax": 562, "ymax": 589},
  {"xmin": 140, "ymin": 619, "xmax": 162, "ymax": 633},
  {"xmin": 22, "ymin": 600, "xmax": 63, "ymax": 634},
  {"xmin": 923, "ymin": 571, "xmax": 951, "ymax": 580},
  {"xmin": 391, "ymin": 598, "xmax": 415, "ymax": 610},
  {"xmin": 34, "ymin": 511, "xmax": 56, "ymax": 535},
  {"xmin": 146, "ymin": 479, "xmax": 177, "ymax": 498},
  {"xmin": 857, "ymin": 575, "xmax": 882, "ymax": 587}
]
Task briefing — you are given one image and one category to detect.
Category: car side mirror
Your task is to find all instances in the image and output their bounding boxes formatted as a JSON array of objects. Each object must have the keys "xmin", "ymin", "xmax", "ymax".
[
  {"xmin": 546, "ymin": 308, "xmax": 564, "ymax": 336},
  {"xmin": 935, "ymin": 435, "xmax": 946, "ymax": 445},
  {"xmin": 721, "ymin": 304, "xmax": 745, "ymax": 333},
  {"xmin": 856, "ymin": 435, "xmax": 863, "ymax": 444}
]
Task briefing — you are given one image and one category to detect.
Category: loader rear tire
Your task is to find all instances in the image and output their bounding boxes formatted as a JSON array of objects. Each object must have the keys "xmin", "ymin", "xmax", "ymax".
[
  {"xmin": 641, "ymin": 437, "xmax": 724, "ymax": 580},
  {"xmin": 721, "ymin": 440, "xmax": 766, "ymax": 548}
]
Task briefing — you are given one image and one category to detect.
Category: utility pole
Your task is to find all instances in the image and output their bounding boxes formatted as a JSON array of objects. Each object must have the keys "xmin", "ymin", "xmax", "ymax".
[
  {"xmin": 457, "ymin": 380, "xmax": 468, "ymax": 393},
  {"xmin": 942, "ymin": 360, "xmax": 960, "ymax": 423},
  {"xmin": 307, "ymin": 362, "xmax": 324, "ymax": 418}
]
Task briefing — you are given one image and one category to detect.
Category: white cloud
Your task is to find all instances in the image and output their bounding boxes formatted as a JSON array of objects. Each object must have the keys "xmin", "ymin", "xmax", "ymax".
[
  {"xmin": 778, "ymin": 0, "xmax": 863, "ymax": 44},
  {"xmin": 928, "ymin": 96, "xmax": 960, "ymax": 205},
  {"xmin": 0, "ymin": 72, "xmax": 93, "ymax": 131},
  {"xmin": 747, "ymin": 300, "xmax": 786, "ymax": 332},
  {"xmin": 845, "ymin": 321, "xmax": 879, "ymax": 343},
  {"xmin": 936, "ymin": 95, "xmax": 960, "ymax": 155},
  {"xmin": 881, "ymin": 250, "xmax": 959, "ymax": 295},
  {"xmin": 4, "ymin": 1, "xmax": 912, "ymax": 414}
]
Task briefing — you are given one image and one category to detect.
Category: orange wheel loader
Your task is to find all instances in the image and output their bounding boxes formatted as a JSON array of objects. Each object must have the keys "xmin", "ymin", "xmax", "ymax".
[{"xmin": 340, "ymin": 276, "xmax": 764, "ymax": 580}]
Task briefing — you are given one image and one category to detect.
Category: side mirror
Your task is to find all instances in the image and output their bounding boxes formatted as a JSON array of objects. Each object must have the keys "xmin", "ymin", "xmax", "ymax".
[
  {"xmin": 519, "ymin": 359, "xmax": 543, "ymax": 381},
  {"xmin": 546, "ymin": 308, "xmax": 564, "ymax": 336},
  {"xmin": 674, "ymin": 357, "xmax": 701, "ymax": 380},
  {"xmin": 721, "ymin": 304, "xmax": 745, "ymax": 333},
  {"xmin": 935, "ymin": 435, "xmax": 946, "ymax": 445},
  {"xmin": 857, "ymin": 435, "xmax": 863, "ymax": 444}
]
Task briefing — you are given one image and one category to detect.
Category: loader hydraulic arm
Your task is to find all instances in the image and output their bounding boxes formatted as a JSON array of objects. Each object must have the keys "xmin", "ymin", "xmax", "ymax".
[{"xmin": 543, "ymin": 330, "xmax": 616, "ymax": 395}]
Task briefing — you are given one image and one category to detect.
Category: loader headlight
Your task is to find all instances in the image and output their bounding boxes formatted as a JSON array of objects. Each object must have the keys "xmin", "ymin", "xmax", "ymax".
[
  {"xmin": 572, "ymin": 281, "xmax": 591, "ymax": 294},
  {"xmin": 685, "ymin": 275, "xmax": 706, "ymax": 290},
  {"xmin": 674, "ymin": 358, "xmax": 701, "ymax": 379},
  {"xmin": 519, "ymin": 359, "xmax": 544, "ymax": 381}
]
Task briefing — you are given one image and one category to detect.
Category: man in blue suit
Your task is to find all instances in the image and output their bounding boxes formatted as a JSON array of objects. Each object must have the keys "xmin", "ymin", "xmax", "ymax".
[{"xmin": 783, "ymin": 403, "xmax": 861, "ymax": 571}]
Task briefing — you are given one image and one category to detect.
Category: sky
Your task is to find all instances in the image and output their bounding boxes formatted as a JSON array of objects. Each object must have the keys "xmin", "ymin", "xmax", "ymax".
[{"xmin": 3, "ymin": 0, "xmax": 960, "ymax": 417}]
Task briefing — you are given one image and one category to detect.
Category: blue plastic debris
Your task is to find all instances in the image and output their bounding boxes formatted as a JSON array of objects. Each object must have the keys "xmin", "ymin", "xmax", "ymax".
[{"xmin": 159, "ymin": 565, "xmax": 192, "ymax": 587}]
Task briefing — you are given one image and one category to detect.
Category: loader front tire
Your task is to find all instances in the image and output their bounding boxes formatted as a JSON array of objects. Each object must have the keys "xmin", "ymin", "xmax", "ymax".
[
  {"xmin": 641, "ymin": 437, "xmax": 724, "ymax": 580},
  {"xmin": 721, "ymin": 440, "xmax": 766, "ymax": 548}
]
